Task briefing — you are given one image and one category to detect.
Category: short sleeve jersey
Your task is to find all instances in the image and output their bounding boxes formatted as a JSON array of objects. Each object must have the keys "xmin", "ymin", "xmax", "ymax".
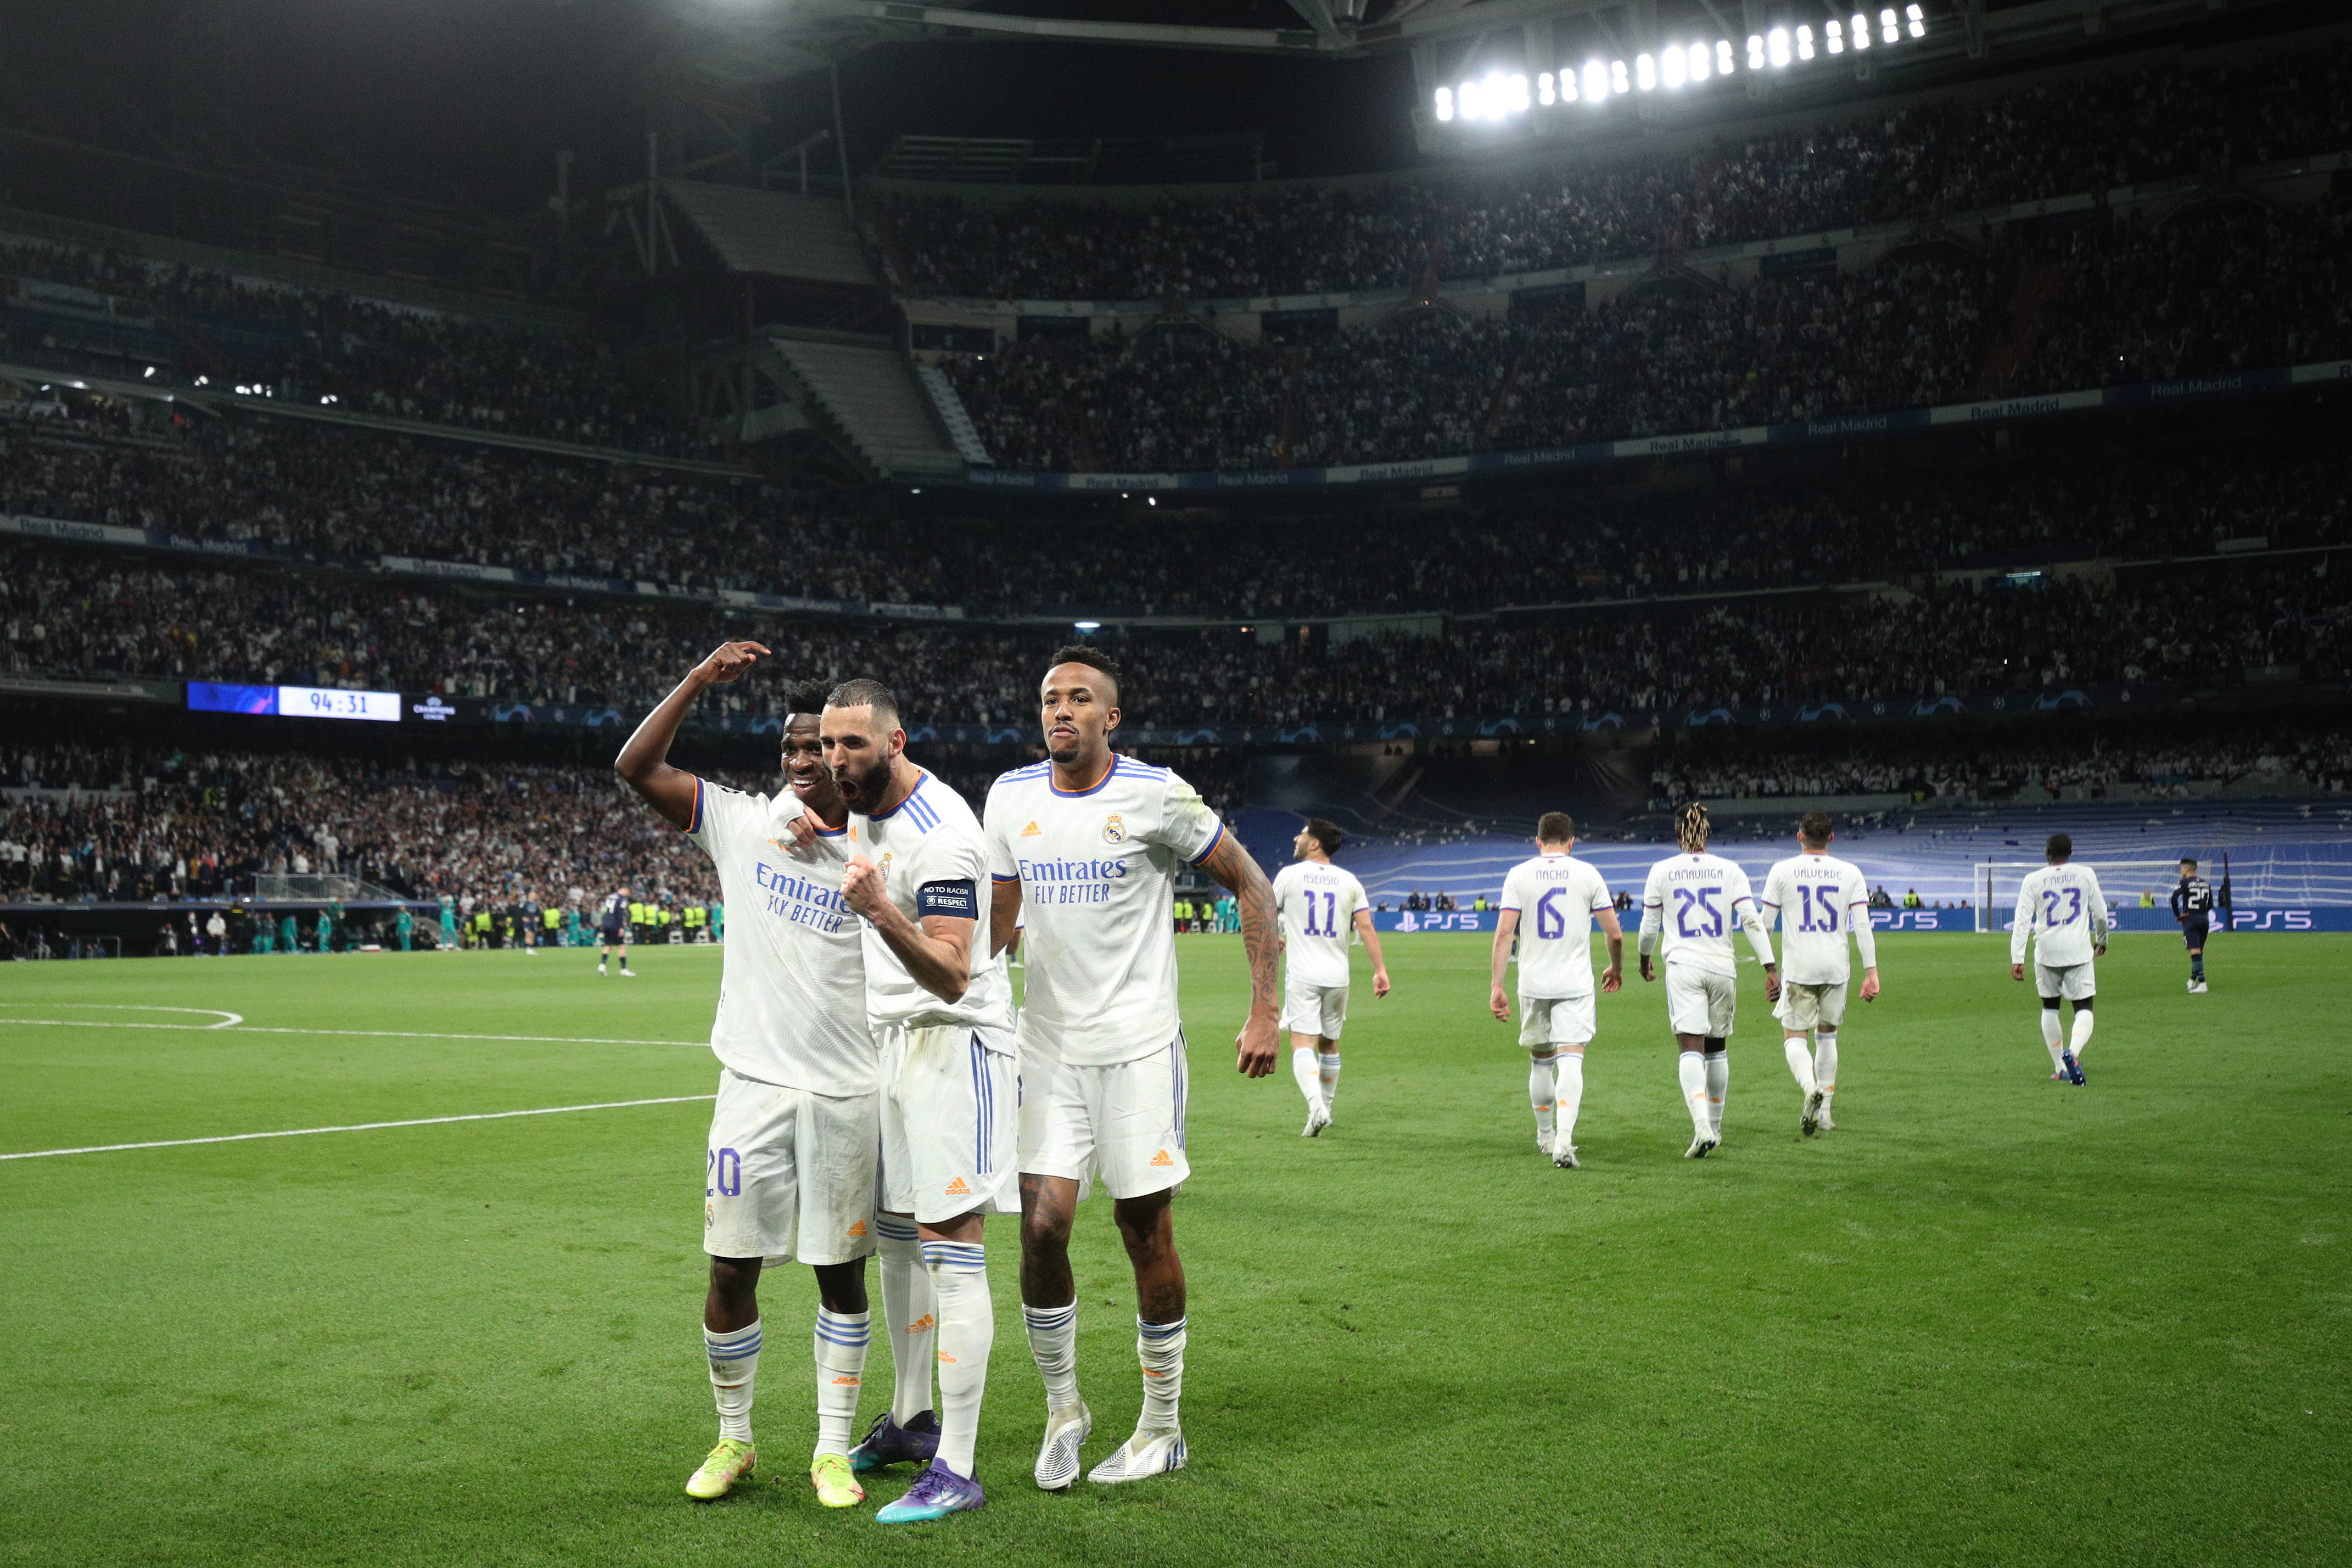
[
  {"xmin": 1760, "ymin": 852, "xmax": 1871, "ymax": 985},
  {"xmin": 2011, "ymin": 863, "xmax": 2109, "ymax": 968},
  {"xmin": 1642, "ymin": 851, "xmax": 1759, "ymax": 979},
  {"xmin": 984, "ymin": 755, "xmax": 1227, "ymax": 1067},
  {"xmin": 685, "ymin": 779, "xmax": 874, "ymax": 1096},
  {"xmin": 598, "ymin": 893, "xmax": 626, "ymax": 933},
  {"xmin": 1499, "ymin": 853, "xmax": 1613, "ymax": 998},
  {"xmin": 849, "ymin": 768, "xmax": 1015, "ymax": 1041},
  {"xmin": 1272, "ymin": 859, "xmax": 1369, "ymax": 990}
]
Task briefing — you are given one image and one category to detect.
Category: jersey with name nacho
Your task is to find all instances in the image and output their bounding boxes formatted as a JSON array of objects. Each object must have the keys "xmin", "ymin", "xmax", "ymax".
[
  {"xmin": 985, "ymin": 755, "xmax": 1226, "ymax": 1067},
  {"xmin": 1642, "ymin": 852, "xmax": 1760, "ymax": 978},
  {"xmin": 686, "ymin": 779, "xmax": 873, "ymax": 1096},
  {"xmin": 848, "ymin": 768, "xmax": 1015, "ymax": 1041},
  {"xmin": 1272, "ymin": 860, "xmax": 1368, "ymax": 990},
  {"xmin": 1760, "ymin": 852, "xmax": 1873, "ymax": 985},
  {"xmin": 1500, "ymin": 853, "xmax": 1612, "ymax": 998},
  {"xmin": 2011, "ymin": 863, "xmax": 2110, "ymax": 969}
]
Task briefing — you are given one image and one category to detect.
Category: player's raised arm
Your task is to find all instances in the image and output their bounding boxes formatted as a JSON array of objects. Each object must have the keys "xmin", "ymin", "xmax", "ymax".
[
  {"xmin": 1199, "ymin": 827, "xmax": 1281, "ymax": 1076},
  {"xmin": 614, "ymin": 640, "xmax": 773, "ymax": 830},
  {"xmin": 843, "ymin": 858, "xmax": 976, "ymax": 1004},
  {"xmin": 1488, "ymin": 905, "xmax": 1519, "ymax": 1021}
]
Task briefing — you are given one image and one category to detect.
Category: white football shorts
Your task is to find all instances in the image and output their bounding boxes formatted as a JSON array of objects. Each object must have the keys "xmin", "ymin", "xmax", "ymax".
[
  {"xmin": 877, "ymin": 1022, "xmax": 1017, "ymax": 1225},
  {"xmin": 1774, "ymin": 980, "xmax": 1849, "ymax": 1032},
  {"xmin": 1024, "ymin": 1033, "xmax": 1191, "ymax": 1201},
  {"xmin": 704, "ymin": 1068, "xmax": 880, "ymax": 1267},
  {"xmin": 1281, "ymin": 977, "xmax": 1348, "ymax": 1040},
  {"xmin": 1518, "ymin": 992, "xmax": 1596, "ymax": 1049},
  {"xmin": 1014, "ymin": 1023, "xmax": 1089, "ymax": 1205},
  {"xmin": 2034, "ymin": 960, "xmax": 2096, "ymax": 1002},
  {"xmin": 1665, "ymin": 962, "xmax": 1738, "ymax": 1038}
]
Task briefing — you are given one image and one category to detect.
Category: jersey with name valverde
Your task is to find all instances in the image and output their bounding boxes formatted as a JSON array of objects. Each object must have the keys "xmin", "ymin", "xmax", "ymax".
[
  {"xmin": 1760, "ymin": 851, "xmax": 1872, "ymax": 985},
  {"xmin": 984, "ymin": 755, "xmax": 1226, "ymax": 1067},
  {"xmin": 1500, "ymin": 853, "xmax": 1613, "ymax": 998},
  {"xmin": 1272, "ymin": 859, "xmax": 1368, "ymax": 989},
  {"xmin": 849, "ymin": 768, "xmax": 1015, "ymax": 1041},
  {"xmin": 686, "ymin": 780, "xmax": 873, "ymax": 1096},
  {"xmin": 2010, "ymin": 862, "xmax": 2110, "ymax": 968},
  {"xmin": 1642, "ymin": 851, "xmax": 1760, "ymax": 978}
]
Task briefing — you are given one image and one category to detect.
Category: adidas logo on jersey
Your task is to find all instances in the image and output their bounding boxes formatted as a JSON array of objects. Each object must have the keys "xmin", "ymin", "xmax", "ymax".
[
  {"xmin": 943, "ymin": 1175, "xmax": 971, "ymax": 1196},
  {"xmin": 845, "ymin": 1219, "xmax": 867, "ymax": 1237},
  {"xmin": 1021, "ymin": 820, "xmax": 1041, "ymax": 837},
  {"xmin": 1150, "ymin": 1149, "xmax": 1174, "ymax": 1167}
]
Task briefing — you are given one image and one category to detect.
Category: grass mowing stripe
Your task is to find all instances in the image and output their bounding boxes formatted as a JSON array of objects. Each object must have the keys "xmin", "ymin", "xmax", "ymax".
[
  {"xmin": 0, "ymin": 1094, "xmax": 716, "ymax": 1161},
  {"xmin": 0, "ymin": 1018, "xmax": 704, "ymax": 1046}
]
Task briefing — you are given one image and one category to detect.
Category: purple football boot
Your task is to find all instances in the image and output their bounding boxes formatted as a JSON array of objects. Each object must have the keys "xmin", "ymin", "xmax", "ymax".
[
  {"xmin": 848, "ymin": 1409, "xmax": 939, "ymax": 1475},
  {"xmin": 875, "ymin": 1459, "xmax": 986, "ymax": 1524}
]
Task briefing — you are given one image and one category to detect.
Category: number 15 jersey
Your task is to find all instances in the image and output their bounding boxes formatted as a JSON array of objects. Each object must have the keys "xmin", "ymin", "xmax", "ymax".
[
  {"xmin": 1642, "ymin": 851, "xmax": 1759, "ymax": 978},
  {"xmin": 1760, "ymin": 851, "xmax": 1871, "ymax": 985}
]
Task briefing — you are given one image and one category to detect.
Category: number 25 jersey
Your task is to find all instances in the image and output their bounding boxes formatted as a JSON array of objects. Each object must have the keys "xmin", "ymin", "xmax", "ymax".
[{"xmin": 1642, "ymin": 851, "xmax": 1759, "ymax": 979}]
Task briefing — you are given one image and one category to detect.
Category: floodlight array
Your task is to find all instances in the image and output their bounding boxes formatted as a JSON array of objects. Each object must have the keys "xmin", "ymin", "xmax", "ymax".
[{"xmin": 1434, "ymin": 5, "xmax": 1928, "ymax": 124}]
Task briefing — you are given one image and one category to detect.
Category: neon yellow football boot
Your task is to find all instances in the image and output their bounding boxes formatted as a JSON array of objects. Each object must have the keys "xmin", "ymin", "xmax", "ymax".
[
  {"xmin": 686, "ymin": 1438, "xmax": 757, "ymax": 1500},
  {"xmin": 810, "ymin": 1452, "xmax": 865, "ymax": 1508}
]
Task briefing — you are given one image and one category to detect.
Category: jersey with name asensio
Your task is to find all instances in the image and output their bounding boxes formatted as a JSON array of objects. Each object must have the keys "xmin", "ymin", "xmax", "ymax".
[
  {"xmin": 984, "ymin": 755, "xmax": 1226, "ymax": 1067},
  {"xmin": 1642, "ymin": 851, "xmax": 1761, "ymax": 978},
  {"xmin": 849, "ymin": 768, "xmax": 1015, "ymax": 1043},
  {"xmin": 1272, "ymin": 859, "xmax": 1368, "ymax": 989},
  {"xmin": 2011, "ymin": 862, "xmax": 2110, "ymax": 969},
  {"xmin": 1500, "ymin": 853, "xmax": 1613, "ymax": 998},
  {"xmin": 685, "ymin": 779, "xmax": 873, "ymax": 1096},
  {"xmin": 1760, "ymin": 850, "xmax": 1874, "ymax": 985}
]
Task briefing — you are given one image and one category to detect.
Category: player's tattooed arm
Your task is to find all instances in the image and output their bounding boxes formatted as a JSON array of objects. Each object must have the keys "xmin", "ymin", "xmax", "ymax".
[
  {"xmin": 614, "ymin": 640, "xmax": 772, "ymax": 830},
  {"xmin": 1200, "ymin": 828, "xmax": 1280, "ymax": 1077}
]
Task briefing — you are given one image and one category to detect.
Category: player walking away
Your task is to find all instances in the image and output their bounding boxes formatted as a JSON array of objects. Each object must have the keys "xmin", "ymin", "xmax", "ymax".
[
  {"xmin": 1760, "ymin": 813, "xmax": 1881, "ymax": 1137},
  {"xmin": 617, "ymin": 649, "xmax": 884, "ymax": 1509},
  {"xmin": 820, "ymin": 679, "xmax": 1015, "ymax": 1525},
  {"xmin": 1638, "ymin": 804, "xmax": 1779, "ymax": 1158},
  {"xmin": 2172, "ymin": 857, "xmax": 2213, "ymax": 993},
  {"xmin": 597, "ymin": 885, "xmax": 633, "ymax": 976},
  {"xmin": 1273, "ymin": 817, "xmax": 1388, "ymax": 1137},
  {"xmin": 983, "ymin": 648, "xmax": 1280, "ymax": 1493},
  {"xmin": 2011, "ymin": 833, "xmax": 2108, "ymax": 1085},
  {"xmin": 437, "ymin": 894, "xmax": 457, "ymax": 953},
  {"xmin": 1489, "ymin": 813, "xmax": 1622, "ymax": 1169}
]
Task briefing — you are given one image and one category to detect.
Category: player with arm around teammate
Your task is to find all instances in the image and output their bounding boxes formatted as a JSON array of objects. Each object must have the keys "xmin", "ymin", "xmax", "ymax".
[
  {"xmin": 2011, "ymin": 833, "xmax": 2108, "ymax": 1086},
  {"xmin": 616, "ymin": 648, "xmax": 887, "ymax": 1511},
  {"xmin": 1488, "ymin": 812, "xmax": 1622, "ymax": 1169},
  {"xmin": 1274, "ymin": 816, "xmax": 1389, "ymax": 1138},
  {"xmin": 1638, "ymin": 803, "xmax": 1779, "ymax": 1158},
  {"xmin": 984, "ymin": 647, "xmax": 1282, "ymax": 1492},
  {"xmin": 1759, "ymin": 811, "xmax": 1880, "ymax": 1136},
  {"xmin": 2171, "ymin": 857, "xmax": 2213, "ymax": 993}
]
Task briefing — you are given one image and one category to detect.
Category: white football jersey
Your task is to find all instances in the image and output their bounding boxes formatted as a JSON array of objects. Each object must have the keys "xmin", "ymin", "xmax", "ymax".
[
  {"xmin": 686, "ymin": 780, "xmax": 873, "ymax": 1096},
  {"xmin": 1273, "ymin": 858, "xmax": 1369, "ymax": 990},
  {"xmin": 2011, "ymin": 862, "xmax": 2110, "ymax": 968},
  {"xmin": 848, "ymin": 767, "xmax": 1015, "ymax": 1041},
  {"xmin": 1760, "ymin": 851, "xmax": 1874, "ymax": 986},
  {"xmin": 1642, "ymin": 851, "xmax": 1761, "ymax": 978},
  {"xmin": 984, "ymin": 755, "xmax": 1226, "ymax": 1067},
  {"xmin": 1499, "ymin": 853, "xmax": 1613, "ymax": 999}
]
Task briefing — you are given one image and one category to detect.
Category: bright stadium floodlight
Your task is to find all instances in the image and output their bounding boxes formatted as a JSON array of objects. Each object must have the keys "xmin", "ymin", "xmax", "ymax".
[
  {"xmin": 1718, "ymin": 38, "xmax": 1736, "ymax": 74},
  {"xmin": 1508, "ymin": 72, "xmax": 1530, "ymax": 111},
  {"xmin": 1457, "ymin": 79, "xmax": 1480, "ymax": 119},
  {"xmin": 1661, "ymin": 47, "xmax": 1685, "ymax": 88},
  {"xmin": 1558, "ymin": 65, "xmax": 1578, "ymax": 101},
  {"xmin": 1483, "ymin": 70, "xmax": 1510, "ymax": 114},
  {"xmin": 1907, "ymin": 3, "xmax": 1927, "ymax": 37},
  {"xmin": 1827, "ymin": 18, "xmax": 1844, "ymax": 52},
  {"xmin": 1689, "ymin": 41, "xmax": 1711, "ymax": 81},
  {"xmin": 1583, "ymin": 60, "xmax": 1609, "ymax": 102},
  {"xmin": 1851, "ymin": 13, "xmax": 1871, "ymax": 50},
  {"xmin": 143, "ymin": 365, "xmax": 156, "ymax": 378},
  {"xmin": 1610, "ymin": 58, "xmax": 1630, "ymax": 93},
  {"xmin": 1537, "ymin": 71, "xmax": 1555, "ymax": 105},
  {"xmin": 1434, "ymin": 86, "xmax": 1454, "ymax": 120},
  {"xmin": 1746, "ymin": 33, "xmax": 1765, "ymax": 69},
  {"xmin": 1768, "ymin": 27, "xmax": 1791, "ymax": 67},
  {"xmin": 1636, "ymin": 52, "xmax": 1656, "ymax": 90},
  {"xmin": 1073, "ymin": 620, "xmax": 1101, "ymax": 632},
  {"xmin": 1797, "ymin": 24, "xmax": 1815, "ymax": 59},
  {"xmin": 1880, "ymin": 7, "xmax": 1899, "ymax": 43}
]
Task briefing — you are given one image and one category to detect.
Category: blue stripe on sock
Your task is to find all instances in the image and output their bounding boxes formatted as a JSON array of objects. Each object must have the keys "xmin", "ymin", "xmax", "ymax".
[
  {"xmin": 873, "ymin": 1216, "xmax": 918, "ymax": 1240},
  {"xmin": 1137, "ymin": 1317, "xmax": 1186, "ymax": 1339}
]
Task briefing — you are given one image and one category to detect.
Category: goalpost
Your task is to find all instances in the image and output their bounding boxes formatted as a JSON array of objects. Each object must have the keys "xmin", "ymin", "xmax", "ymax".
[{"xmin": 1972, "ymin": 859, "xmax": 2188, "ymax": 933}]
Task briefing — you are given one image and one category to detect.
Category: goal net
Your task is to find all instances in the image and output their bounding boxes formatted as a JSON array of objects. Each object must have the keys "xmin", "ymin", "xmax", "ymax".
[{"xmin": 1970, "ymin": 860, "xmax": 2187, "ymax": 934}]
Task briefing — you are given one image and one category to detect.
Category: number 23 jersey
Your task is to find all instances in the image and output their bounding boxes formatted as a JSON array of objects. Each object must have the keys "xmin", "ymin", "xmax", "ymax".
[{"xmin": 1642, "ymin": 851, "xmax": 1759, "ymax": 978}]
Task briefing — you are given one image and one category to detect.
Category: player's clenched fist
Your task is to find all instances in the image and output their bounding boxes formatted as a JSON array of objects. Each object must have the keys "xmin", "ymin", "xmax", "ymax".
[
  {"xmin": 840, "ymin": 854, "xmax": 888, "ymax": 919},
  {"xmin": 693, "ymin": 640, "xmax": 773, "ymax": 685},
  {"xmin": 1234, "ymin": 1014, "xmax": 1278, "ymax": 1078}
]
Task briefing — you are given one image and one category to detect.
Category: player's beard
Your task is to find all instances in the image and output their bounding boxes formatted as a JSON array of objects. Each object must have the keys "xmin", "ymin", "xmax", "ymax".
[{"xmin": 831, "ymin": 751, "xmax": 891, "ymax": 811}]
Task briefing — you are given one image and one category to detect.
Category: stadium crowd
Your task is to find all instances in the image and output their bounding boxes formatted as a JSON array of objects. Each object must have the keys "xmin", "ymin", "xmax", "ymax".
[{"xmin": 882, "ymin": 47, "xmax": 2352, "ymax": 301}]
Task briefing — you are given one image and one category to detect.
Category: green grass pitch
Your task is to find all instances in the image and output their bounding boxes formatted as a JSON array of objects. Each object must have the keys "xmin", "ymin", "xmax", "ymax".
[{"xmin": 2, "ymin": 933, "xmax": 2345, "ymax": 1567}]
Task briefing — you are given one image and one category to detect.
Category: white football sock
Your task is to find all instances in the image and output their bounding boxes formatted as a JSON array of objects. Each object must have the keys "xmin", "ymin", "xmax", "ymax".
[
  {"xmin": 1138, "ymin": 1316, "xmax": 1186, "ymax": 1431},
  {"xmin": 1815, "ymin": 1030, "xmax": 1838, "ymax": 1110},
  {"xmin": 1555, "ymin": 1050, "xmax": 1585, "ymax": 1146},
  {"xmin": 1022, "ymin": 1300, "xmax": 1082, "ymax": 1414},
  {"xmin": 704, "ymin": 1319, "xmax": 761, "ymax": 1444},
  {"xmin": 1677, "ymin": 1051, "xmax": 1711, "ymax": 1135},
  {"xmin": 1318, "ymin": 1051, "xmax": 1342, "ymax": 1113},
  {"xmin": 923, "ymin": 1239, "xmax": 993, "ymax": 1477},
  {"xmin": 812, "ymin": 1308, "xmax": 869, "ymax": 1459},
  {"xmin": 1783, "ymin": 1034, "xmax": 1820, "ymax": 1096},
  {"xmin": 2040, "ymin": 1009, "xmax": 2065, "ymax": 1071},
  {"xmin": 1528, "ymin": 1054, "xmax": 1557, "ymax": 1143},
  {"xmin": 1705, "ymin": 1052, "xmax": 1729, "ymax": 1136},
  {"xmin": 2070, "ymin": 1009, "xmax": 2095, "ymax": 1059},
  {"xmin": 876, "ymin": 1214, "xmax": 935, "ymax": 1423},
  {"xmin": 1291, "ymin": 1045, "xmax": 1321, "ymax": 1110}
]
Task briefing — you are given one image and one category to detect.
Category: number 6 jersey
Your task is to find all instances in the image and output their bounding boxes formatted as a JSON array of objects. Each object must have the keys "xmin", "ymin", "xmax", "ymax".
[
  {"xmin": 1499, "ymin": 852, "xmax": 1613, "ymax": 998},
  {"xmin": 1760, "ymin": 850, "xmax": 1876, "ymax": 985}
]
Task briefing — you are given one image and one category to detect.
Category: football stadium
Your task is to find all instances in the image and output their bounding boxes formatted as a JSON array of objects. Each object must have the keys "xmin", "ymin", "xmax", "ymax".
[{"xmin": 3, "ymin": 1, "xmax": 2348, "ymax": 1562}]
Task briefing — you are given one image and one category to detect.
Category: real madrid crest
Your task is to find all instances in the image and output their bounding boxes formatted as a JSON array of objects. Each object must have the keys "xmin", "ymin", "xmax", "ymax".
[{"xmin": 1101, "ymin": 813, "xmax": 1127, "ymax": 845}]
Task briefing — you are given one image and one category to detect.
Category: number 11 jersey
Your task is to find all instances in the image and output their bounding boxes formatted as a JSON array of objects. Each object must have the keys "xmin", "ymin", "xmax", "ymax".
[{"xmin": 1272, "ymin": 860, "xmax": 1368, "ymax": 988}]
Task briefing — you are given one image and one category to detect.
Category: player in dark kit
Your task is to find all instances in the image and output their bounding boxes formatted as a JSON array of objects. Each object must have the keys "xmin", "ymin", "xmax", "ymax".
[
  {"xmin": 2171, "ymin": 858, "xmax": 2214, "ymax": 994},
  {"xmin": 598, "ymin": 886, "xmax": 634, "ymax": 977}
]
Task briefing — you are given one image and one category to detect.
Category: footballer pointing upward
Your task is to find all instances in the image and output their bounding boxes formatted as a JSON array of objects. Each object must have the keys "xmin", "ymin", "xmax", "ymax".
[{"xmin": 984, "ymin": 646, "xmax": 1280, "ymax": 1491}]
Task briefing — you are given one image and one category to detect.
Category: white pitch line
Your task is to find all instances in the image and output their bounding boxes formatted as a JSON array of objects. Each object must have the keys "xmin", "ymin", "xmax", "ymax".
[
  {"xmin": 0, "ymin": 1018, "xmax": 704, "ymax": 1048},
  {"xmin": 0, "ymin": 1094, "xmax": 718, "ymax": 1162}
]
